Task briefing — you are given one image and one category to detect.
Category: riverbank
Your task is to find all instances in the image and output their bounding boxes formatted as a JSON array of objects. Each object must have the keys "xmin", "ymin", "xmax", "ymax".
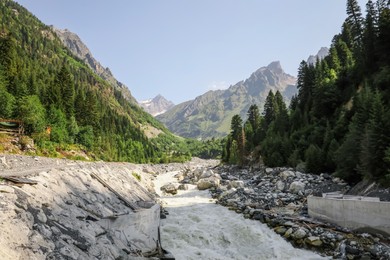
[{"xmin": 206, "ymin": 166, "xmax": 390, "ymax": 259}]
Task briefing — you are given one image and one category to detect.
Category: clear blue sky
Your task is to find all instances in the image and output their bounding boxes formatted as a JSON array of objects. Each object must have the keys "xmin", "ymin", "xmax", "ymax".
[{"xmin": 15, "ymin": 0, "xmax": 367, "ymax": 104}]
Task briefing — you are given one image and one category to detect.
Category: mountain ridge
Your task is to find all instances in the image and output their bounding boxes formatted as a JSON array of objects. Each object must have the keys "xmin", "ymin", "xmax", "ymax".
[
  {"xmin": 52, "ymin": 27, "xmax": 138, "ymax": 105},
  {"xmin": 157, "ymin": 61, "xmax": 296, "ymax": 139}
]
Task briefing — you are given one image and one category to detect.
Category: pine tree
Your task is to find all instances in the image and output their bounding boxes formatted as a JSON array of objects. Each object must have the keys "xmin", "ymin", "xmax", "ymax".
[
  {"xmin": 246, "ymin": 104, "xmax": 261, "ymax": 145},
  {"xmin": 346, "ymin": 0, "xmax": 364, "ymax": 45},
  {"xmin": 363, "ymin": 0, "xmax": 379, "ymax": 74},
  {"xmin": 263, "ymin": 90, "xmax": 275, "ymax": 128}
]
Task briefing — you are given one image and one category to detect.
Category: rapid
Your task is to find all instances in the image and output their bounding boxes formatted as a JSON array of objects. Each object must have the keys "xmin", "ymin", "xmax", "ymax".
[{"xmin": 154, "ymin": 170, "xmax": 325, "ymax": 260}]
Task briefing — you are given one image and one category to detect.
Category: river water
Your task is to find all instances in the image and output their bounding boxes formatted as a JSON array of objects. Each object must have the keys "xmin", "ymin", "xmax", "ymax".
[{"xmin": 154, "ymin": 171, "xmax": 326, "ymax": 260}]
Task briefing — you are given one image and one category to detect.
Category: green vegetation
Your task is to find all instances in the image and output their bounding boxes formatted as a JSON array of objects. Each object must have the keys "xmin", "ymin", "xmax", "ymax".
[
  {"xmin": 132, "ymin": 172, "xmax": 141, "ymax": 182},
  {"xmin": 0, "ymin": 1, "xmax": 222, "ymax": 163},
  {"xmin": 224, "ymin": 0, "xmax": 390, "ymax": 185}
]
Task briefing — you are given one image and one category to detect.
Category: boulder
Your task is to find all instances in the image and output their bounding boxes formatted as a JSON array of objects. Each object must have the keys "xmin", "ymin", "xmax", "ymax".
[
  {"xmin": 275, "ymin": 180, "xmax": 285, "ymax": 191},
  {"xmin": 174, "ymin": 172, "xmax": 185, "ymax": 181},
  {"xmin": 280, "ymin": 170, "xmax": 295, "ymax": 180},
  {"xmin": 289, "ymin": 181, "xmax": 305, "ymax": 194},
  {"xmin": 292, "ymin": 227, "xmax": 308, "ymax": 239},
  {"xmin": 305, "ymin": 236, "xmax": 323, "ymax": 247},
  {"xmin": 197, "ymin": 177, "xmax": 220, "ymax": 190},
  {"xmin": 160, "ymin": 183, "xmax": 178, "ymax": 195}
]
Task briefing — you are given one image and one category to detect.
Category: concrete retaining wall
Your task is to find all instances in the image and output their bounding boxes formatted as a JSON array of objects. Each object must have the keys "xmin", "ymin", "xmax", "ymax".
[{"xmin": 308, "ymin": 196, "xmax": 390, "ymax": 236}]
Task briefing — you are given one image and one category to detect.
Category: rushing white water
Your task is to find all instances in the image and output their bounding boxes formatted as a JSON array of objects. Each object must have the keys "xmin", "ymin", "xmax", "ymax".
[{"xmin": 154, "ymin": 171, "xmax": 326, "ymax": 260}]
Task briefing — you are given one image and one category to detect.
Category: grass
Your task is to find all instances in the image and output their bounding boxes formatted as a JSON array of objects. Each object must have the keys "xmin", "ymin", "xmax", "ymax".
[{"xmin": 132, "ymin": 172, "xmax": 141, "ymax": 182}]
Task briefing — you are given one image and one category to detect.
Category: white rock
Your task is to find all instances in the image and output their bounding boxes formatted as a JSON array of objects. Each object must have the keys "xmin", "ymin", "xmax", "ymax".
[{"xmin": 289, "ymin": 181, "xmax": 305, "ymax": 194}]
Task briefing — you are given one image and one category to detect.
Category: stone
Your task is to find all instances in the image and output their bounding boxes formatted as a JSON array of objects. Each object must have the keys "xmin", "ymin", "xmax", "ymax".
[
  {"xmin": 305, "ymin": 236, "xmax": 323, "ymax": 247},
  {"xmin": 160, "ymin": 183, "xmax": 178, "ymax": 195},
  {"xmin": 37, "ymin": 209, "xmax": 48, "ymax": 223},
  {"xmin": 284, "ymin": 228, "xmax": 293, "ymax": 238},
  {"xmin": 178, "ymin": 184, "xmax": 189, "ymax": 190},
  {"xmin": 280, "ymin": 171, "xmax": 295, "ymax": 180},
  {"xmin": 292, "ymin": 228, "xmax": 307, "ymax": 239},
  {"xmin": 275, "ymin": 180, "xmax": 285, "ymax": 191},
  {"xmin": 197, "ymin": 177, "xmax": 220, "ymax": 190},
  {"xmin": 229, "ymin": 180, "xmax": 244, "ymax": 189},
  {"xmin": 174, "ymin": 172, "xmax": 185, "ymax": 181},
  {"xmin": 199, "ymin": 169, "xmax": 214, "ymax": 179},
  {"xmin": 274, "ymin": 226, "xmax": 287, "ymax": 235},
  {"xmin": 289, "ymin": 181, "xmax": 305, "ymax": 194},
  {"xmin": 253, "ymin": 212, "xmax": 265, "ymax": 222}
]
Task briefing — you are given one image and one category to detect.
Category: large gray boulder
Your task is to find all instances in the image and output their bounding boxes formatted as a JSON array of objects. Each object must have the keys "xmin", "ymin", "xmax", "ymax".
[
  {"xmin": 197, "ymin": 177, "xmax": 220, "ymax": 190},
  {"xmin": 160, "ymin": 183, "xmax": 178, "ymax": 195}
]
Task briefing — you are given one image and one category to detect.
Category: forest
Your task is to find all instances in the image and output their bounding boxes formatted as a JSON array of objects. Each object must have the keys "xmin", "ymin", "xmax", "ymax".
[
  {"xmin": 223, "ymin": 0, "xmax": 390, "ymax": 185},
  {"xmin": 0, "ymin": 0, "xmax": 220, "ymax": 163}
]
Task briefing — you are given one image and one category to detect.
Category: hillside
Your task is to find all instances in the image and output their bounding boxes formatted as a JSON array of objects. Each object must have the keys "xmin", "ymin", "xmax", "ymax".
[
  {"xmin": 52, "ymin": 27, "xmax": 138, "ymax": 105},
  {"xmin": 157, "ymin": 61, "xmax": 296, "ymax": 139},
  {"xmin": 223, "ymin": 0, "xmax": 390, "ymax": 185},
  {"xmin": 0, "ymin": 0, "xmax": 197, "ymax": 163}
]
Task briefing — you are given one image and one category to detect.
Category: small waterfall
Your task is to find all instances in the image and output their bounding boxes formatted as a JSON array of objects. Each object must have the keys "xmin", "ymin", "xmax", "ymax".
[{"xmin": 154, "ymin": 171, "xmax": 326, "ymax": 260}]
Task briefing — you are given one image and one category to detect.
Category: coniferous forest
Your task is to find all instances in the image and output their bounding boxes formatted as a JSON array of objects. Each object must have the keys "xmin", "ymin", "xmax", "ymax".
[
  {"xmin": 0, "ymin": 0, "xmax": 221, "ymax": 163},
  {"xmin": 223, "ymin": 0, "xmax": 390, "ymax": 185}
]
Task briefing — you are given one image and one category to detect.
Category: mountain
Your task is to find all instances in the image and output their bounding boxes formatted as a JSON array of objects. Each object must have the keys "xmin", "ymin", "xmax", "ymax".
[
  {"xmin": 157, "ymin": 61, "xmax": 296, "ymax": 139},
  {"xmin": 0, "ymin": 0, "xmax": 199, "ymax": 163},
  {"xmin": 139, "ymin": 95, "xmax": 175, "ymax": 116},
  {"xmin": 53, "ymin": 27, "xmax": 137, "ymax": 105},
  {"xmin": 307, "ymin": 47, "xmax": 329, "ymax": 65}
]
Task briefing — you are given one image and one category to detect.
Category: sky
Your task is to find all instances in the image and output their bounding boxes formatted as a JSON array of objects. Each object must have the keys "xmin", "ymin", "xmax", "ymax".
[{"xmin": 15, "ymin": 0, "xmax": 368, "ymax": 104}]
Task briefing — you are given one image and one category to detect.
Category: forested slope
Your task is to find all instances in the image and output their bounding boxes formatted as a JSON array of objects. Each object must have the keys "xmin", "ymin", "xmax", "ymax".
[
  {"xmin": 223, "ymin": 0, "xmax": 390, "ymax": 185},
  {"xmin": 0, "ymin": 0, "xmax": 213, "ymax": 163}
]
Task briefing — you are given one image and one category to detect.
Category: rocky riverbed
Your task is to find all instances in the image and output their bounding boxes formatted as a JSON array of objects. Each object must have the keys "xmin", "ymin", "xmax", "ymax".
[{"xmin": 165, "ymin": 165, "xmax": 390, "ymax": 259}]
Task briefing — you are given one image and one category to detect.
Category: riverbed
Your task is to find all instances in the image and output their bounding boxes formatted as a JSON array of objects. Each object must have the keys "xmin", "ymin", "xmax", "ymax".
[{"xmin": 154, "ymin": 170, "xmax": 326, "ymax": 260}]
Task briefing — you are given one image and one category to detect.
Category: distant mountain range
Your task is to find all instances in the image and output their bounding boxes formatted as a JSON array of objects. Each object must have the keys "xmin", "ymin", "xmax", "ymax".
[
  {"xmin": 139, "ymin": 95, "xmax": 175, "ymax": 116},
  {"xmin": 53, "ymin": 27, "xmax": 138, "ymax": 105},
  {"xmin": 157, "ymin": 61, "xmax": 297, "ymax": 139}
]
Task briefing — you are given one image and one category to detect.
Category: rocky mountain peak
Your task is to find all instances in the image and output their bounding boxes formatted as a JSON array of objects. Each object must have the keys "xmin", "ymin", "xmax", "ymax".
[
  {"xmin": 307, "ymin": 47, "xmax": 329, "ymax": 65},
  {"xmin": 139, "ymin": 95, "xmax": 175, "ymax": 117},
  {"xmin": 267, "ymin": 61, "xmax": 283, "ymax": 73},
  {"xmin": 52, "ymin": 26, "xmax": 137, "ymax": 105}
]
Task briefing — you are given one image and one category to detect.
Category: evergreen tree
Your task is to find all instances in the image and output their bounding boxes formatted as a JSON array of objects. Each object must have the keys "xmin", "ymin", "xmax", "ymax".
[
  {"xmin": 346, "ymin": 0, "xmax": 364, "ymax": 45},
  {"xmin": 263, "ymin": 90, "xmax": 275, "ymax": 128},
  {"xmin": 246, "ymin": 104, "xmax": 261, "ymax": 145}
]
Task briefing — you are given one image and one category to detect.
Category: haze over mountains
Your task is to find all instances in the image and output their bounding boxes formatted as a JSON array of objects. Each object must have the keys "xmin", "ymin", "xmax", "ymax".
[{"xmin": 157, "ymin": 61, "xmax": 297, "ymax": 139}]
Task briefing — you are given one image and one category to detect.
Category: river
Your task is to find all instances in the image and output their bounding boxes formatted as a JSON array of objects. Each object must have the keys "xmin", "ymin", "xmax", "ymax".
[{"xmin": 154, "ymin": 170, "xmax": 326, "ymax": 260}]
